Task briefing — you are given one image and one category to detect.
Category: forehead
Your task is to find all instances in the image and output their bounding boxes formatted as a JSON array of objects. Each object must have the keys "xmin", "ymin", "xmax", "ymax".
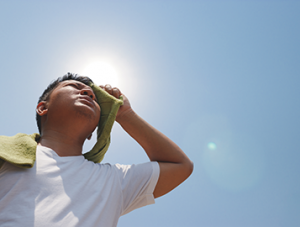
[
  {"xmin": 59, "ymin": 80, "xmax": 89, "ymax": 87},
  {"xmin": 56, "ymin": 80, "xmax": 98, "ymax": 101}
]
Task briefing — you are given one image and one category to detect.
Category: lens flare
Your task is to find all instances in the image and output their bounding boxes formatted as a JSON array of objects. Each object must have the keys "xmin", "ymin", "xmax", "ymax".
[
  {"xmin": 182, "ymin": 115, "xmax": 264, "ymax": 192},
  {"xmin": 207, "ymin": 142, "xmax": 217, "ymax": 150}
]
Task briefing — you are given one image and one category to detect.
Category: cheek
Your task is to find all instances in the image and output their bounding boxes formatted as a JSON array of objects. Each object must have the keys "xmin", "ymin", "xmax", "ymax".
[
  {"xmin": 50, "ymin": 98, "xmax": 70, "ymax": 110},
  {"xmin": 96, "ymin": 106, "xmax": 101, "ymax": 121},
  {"xmin": 48, "ymin": 95, "xmax": 77, "ymax": 115}
]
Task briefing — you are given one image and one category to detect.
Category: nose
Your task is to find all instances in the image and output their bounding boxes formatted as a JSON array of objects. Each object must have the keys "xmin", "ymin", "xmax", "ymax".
[{"xmin": 80, "ymin": 87, "xmax": 95, "ymax": 100}]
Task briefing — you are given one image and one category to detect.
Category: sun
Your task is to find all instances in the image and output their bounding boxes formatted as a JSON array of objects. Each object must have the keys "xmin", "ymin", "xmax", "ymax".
[{"xmin": 82, "ymin": 61, "xmax": 119, "ymax": 87}]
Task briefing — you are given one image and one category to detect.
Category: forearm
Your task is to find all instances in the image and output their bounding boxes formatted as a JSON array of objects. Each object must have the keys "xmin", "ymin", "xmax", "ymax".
[
  {"xmin": 102, "ymin": 86, "xmax": 193, "ymax": 198},
  {"xmin": 116, "ymin": 109, "xmax": 191, "ymax": 165}
]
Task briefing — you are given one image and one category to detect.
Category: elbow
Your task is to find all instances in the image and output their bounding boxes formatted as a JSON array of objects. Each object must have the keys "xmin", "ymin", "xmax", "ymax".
[
  {"xmin": 187, "ymin": 160, "xmax": 194, "ymax": 178},
  {"xmin": 183, "ymin": 159, "xmax": 194, "ymax": 180}
]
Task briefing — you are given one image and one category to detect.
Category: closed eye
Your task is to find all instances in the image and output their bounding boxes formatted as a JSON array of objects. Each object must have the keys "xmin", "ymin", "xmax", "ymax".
[{"xmin": 69, "ymin": 84, "xmax": 79, "ymax": 89}]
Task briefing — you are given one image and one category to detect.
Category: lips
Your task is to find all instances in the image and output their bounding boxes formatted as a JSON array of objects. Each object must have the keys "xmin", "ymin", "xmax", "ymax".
[{"xmin": 79, "ymin": 96, "xmax": 95, "ymax": 108}]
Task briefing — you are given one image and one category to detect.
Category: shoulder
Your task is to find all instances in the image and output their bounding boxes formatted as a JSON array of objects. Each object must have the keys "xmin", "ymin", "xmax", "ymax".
[
  {"xmin": 111, "ymin": 162, "xmax": 159, "ymax": 189},
  {"xmin": 112, "ymin": 162, "xmax": 159, "ymax": 176}
]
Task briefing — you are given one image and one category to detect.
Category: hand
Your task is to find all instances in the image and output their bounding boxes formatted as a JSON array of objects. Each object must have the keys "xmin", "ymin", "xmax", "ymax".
[{"xmin": 99, "ymin": 84, "xmax": 132, "ymax": 122}]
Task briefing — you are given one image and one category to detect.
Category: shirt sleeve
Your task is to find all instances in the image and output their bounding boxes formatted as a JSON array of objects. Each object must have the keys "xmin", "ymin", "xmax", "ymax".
[{"xmin": 113, "ymin": 162, "xmax": 160, "ymax": 216}]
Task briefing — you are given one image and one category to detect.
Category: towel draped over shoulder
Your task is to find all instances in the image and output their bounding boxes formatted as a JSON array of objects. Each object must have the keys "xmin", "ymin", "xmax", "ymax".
[{"xmin": 0, "ymin": 83, "xmax": 123, "ymax": 169}]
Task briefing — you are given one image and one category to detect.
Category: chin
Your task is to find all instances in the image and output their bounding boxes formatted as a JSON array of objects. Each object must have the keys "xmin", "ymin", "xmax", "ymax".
[{"xmin": 75, "ymin": 109, "xmax": 99, "ymax": 124}]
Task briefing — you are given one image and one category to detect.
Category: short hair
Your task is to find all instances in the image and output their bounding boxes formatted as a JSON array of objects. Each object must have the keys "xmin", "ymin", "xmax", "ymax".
[{"xmin": 36, "ymin": 72, "xmax": 94, "ymax": 134}]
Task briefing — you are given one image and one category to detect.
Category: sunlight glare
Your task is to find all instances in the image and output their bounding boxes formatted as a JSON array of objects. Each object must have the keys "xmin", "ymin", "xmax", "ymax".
[{"xmin": 82, "ymin": 61, "xmax": 119, "ymax": 87}]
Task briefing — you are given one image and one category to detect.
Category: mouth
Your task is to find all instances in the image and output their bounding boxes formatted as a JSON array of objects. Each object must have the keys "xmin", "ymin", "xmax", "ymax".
[{"xmin": 79, "ymin": 96, "xmax": 95, "ymax": 108}]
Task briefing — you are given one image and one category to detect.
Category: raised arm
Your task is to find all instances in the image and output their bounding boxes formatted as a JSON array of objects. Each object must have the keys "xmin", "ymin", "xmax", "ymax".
[{"xmin": 101, "ymin": 85, "xmax": 193, "ymax": 198}]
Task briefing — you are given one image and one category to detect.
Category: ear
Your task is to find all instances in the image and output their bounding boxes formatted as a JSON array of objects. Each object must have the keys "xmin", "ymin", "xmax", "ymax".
[
  {"xmin": 87, "ymin": 133, "xmax": 92, "ymax": 140},
  {"xmin": 36, "ymin": 101, "xmax": 48, "ymax": 116}
]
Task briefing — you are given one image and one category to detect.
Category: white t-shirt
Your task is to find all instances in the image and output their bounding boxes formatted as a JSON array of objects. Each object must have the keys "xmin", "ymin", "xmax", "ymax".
[{"xmin": 0, "ymin": 145, "xmax": 160, "ymax": 227}]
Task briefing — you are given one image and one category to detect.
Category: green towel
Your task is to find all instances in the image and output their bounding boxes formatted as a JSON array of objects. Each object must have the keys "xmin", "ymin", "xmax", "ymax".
[{"xmin": 0, "ymin": 83, "xmax": 123, "ymax": 169}]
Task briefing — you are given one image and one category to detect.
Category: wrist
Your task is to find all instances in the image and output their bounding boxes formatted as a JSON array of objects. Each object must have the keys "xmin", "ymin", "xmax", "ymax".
[{"xmin": 116, "ymin": 108, "xmax": 135, "ymax": 124}]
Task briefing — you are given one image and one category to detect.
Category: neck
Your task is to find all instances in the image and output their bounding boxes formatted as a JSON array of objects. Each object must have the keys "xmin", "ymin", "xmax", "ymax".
[
  {"xmin": 39, "ymin": 113, "xmax": 97, "ymax": 156},
  {"xmin": 38, "ymin": 129, "xmax": 86, "ymax": 157}
]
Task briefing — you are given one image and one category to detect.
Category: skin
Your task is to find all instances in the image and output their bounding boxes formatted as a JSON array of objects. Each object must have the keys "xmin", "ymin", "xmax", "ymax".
[
  {"xmin": 37, "ymin": 80, "xmax": 193, "ymax": 199},
  {"xmin": 36, "ymin": 80, "xmax": 100, "ymax": 156}
]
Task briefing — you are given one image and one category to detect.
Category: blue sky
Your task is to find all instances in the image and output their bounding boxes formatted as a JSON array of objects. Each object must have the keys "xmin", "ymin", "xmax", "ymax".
[{"xmin": 1, "ymin": 1, "xmax": 299, "ymax": 226}]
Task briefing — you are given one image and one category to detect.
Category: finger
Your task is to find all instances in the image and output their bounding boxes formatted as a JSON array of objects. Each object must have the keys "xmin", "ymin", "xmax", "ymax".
[
  {"xmin": 99, "ymin": 85, "xmax": 105, "ymax": 90},
  {"xmin": 112, "ymin": 87, "xmax": 120, "ymax": 98},
  {"xmin": 105, "ymin": 84, "xmax": 112, "ymax": 94}
]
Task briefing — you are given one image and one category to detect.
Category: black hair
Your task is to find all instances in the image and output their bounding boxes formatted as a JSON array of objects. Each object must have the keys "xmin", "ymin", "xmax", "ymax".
[{"xmin": 36, "ymin": 72, "xmax": 94, "ymax": 134}]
